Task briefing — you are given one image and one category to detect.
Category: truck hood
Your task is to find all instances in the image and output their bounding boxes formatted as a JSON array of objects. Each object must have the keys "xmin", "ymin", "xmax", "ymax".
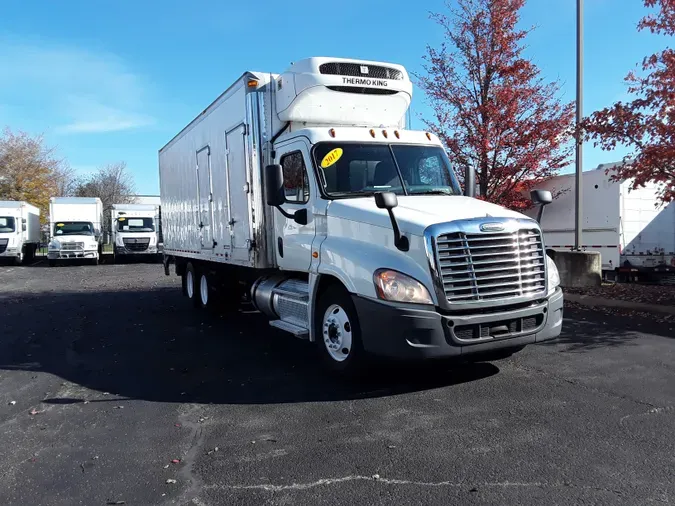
[
  {"xmin": 326, "ymin": 196, "xmax": 529, "ymax": 235},
  {"xmin": 52, "ymin": 235, "xmax": 97, "ymax": 244}
]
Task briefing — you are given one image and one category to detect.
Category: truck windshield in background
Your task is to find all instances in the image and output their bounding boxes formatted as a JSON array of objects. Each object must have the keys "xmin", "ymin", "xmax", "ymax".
[
  {"xmin": 0, "ymin": 217, "xmax": 16, "ymax": 233},
  {"xmin": 54, "ymin": 222, "xmax": 95, "ymax": 236},
  {"xmin": 313, "ymin": 143, "xmax": 462, "ymax": 197},
  {"xmin": 116, "ymin": 217, "xmax": 154, "ymax": 233}
]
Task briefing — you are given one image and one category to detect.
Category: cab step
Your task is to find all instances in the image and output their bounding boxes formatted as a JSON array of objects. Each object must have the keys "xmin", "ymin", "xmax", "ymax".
[{"xmin": 269, "ymin": 320, "xmax": 309, "ymax": 339}]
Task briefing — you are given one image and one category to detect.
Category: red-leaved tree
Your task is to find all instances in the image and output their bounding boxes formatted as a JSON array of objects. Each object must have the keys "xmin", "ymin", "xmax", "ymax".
[
  {"xmin": 418, "ymin": 0, "xmax": 575, "ymax": 211},
  {"xmin": 583, "ymin": 0, "xmax": 675, "ymax": 205}
]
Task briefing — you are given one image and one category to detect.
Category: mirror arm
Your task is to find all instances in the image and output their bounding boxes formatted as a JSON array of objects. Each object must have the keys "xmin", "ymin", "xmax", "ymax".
[
  {"xmin": 274, "ymin": 205, "xmax": 295, "ymax": 220},
  {"xmin": 386, "ymin": 209, "xmax": 409, "ymax": 252},
  {"xmin": 537, "ymin": 205, "xmax": 545, "ymax": 224}
]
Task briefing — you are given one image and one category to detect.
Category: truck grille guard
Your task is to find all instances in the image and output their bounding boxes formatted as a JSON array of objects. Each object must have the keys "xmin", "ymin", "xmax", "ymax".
[{"xmin": 424, "ymin": 218, "xmax": 548, "ymax": 311}]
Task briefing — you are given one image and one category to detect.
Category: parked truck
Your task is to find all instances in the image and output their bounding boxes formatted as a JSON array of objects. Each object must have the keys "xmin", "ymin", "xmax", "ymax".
[
  {"xmin": 526, "ymin": 165, "xmax": 675, "ymax": 281},
  {"xmin": 111, "ymin": 203, "xmax": 162, "ymax": 262},
  {"xmin": 48, "ymin": 197, "xmax": 103, "ymax": 266},
  {"xmin": 0, "ymin": 201, "xmax": 40, "ymax": 265},
  {"xmin": 159, "ymin": 56, "xmax": 563, "ymax": 373}
]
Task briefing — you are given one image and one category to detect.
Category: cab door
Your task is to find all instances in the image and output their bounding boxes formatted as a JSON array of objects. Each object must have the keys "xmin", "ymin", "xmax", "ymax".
[{"xmin": 273, "ymin": 141, "xmax": 316, "ymax": 272}]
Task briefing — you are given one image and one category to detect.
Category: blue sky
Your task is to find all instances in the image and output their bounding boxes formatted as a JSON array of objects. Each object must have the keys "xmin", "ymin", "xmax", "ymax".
[{"xmin": 0, "ymin": 0, "xmax": 668, "ymax": 195}]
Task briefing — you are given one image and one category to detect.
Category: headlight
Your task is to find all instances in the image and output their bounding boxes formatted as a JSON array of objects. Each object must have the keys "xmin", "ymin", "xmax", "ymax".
[
  {"xmin": 48, "ymin": 240, "xmax": 61, "ymax": 250},
  {"xmin": 547, "ymin": 256, "xmax": 560, "ymax": 294},
  {"xmin": 373, "ymin": 269, "xmax": 433, "ymax": 304}
]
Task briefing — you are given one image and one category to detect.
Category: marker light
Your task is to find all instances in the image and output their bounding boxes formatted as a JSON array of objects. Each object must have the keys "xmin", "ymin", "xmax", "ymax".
[
  {"xmin": 329, "ymin": 128, "xmax": 336, "ymax": 138},
  {"xmin": 369, "ymin": 129, "xmax": 376, "ymax": 138},
  {"xmin": 247, "ymin": 80, "xmax": 259, "ymax": 88},
  {"xmin": 382, "ymin": 130, "xmax": 388, "ymax": 138},
  {"xmin": 394, "ymin": 130, "xmax": 400, "ymax": 139}
]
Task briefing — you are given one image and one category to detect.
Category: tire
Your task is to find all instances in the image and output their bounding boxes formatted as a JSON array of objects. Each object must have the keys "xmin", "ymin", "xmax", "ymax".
[
  {"xmin": 315, "ymin": 285, "xmax": 366, "ymax": 375},
  {"xmin": 185, "ymin": 262, "xmax": 200, "ymax": 308},
  {"xmin": 15, "ymin": 250, "xmax": 24, "ymax": 266}
]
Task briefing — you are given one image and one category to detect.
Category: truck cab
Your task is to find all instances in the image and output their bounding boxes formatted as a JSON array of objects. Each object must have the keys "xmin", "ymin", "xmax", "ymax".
[
  {"xmin": 111, "ymin": 204, "xmax": 161, "ymax": 262},
  {"xmin": 159, "ymin": 56, "xmax": 563, "ymax": 374}
]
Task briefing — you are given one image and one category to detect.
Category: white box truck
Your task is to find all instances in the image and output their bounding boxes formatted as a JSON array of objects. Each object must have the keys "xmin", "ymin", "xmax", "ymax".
[
  {"xmin": 525, "ymin": 165, "xmax": 675, "ymax": 281},
  {"xmin": 111, "ymin": 203, "xmax": 162, "ymax": 262},
  {"xmin": 47, "ymin": 197, "xmax": 103, "ymax": 266},
  {"xmin": 159, "ymin": 56, "xmax": 563, "ymax": 373},
  {"xmin": 0, "ymin": 201, "xmax": 40, "ymax": 265}
]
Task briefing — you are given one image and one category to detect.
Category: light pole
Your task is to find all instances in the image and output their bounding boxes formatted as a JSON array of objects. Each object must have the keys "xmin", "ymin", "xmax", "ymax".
[{"xmin": 575, "ymin": 0, "xmax": 584, "ymax": 250}]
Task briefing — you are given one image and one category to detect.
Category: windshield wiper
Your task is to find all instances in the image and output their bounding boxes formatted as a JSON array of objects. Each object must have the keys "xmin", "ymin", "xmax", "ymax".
[{"xmin": 411, "ymin": 189, "xmax": 456, "ymax": 195}]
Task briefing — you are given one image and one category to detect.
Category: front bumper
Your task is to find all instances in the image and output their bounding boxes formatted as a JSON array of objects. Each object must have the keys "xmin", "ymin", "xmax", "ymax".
[
  {"xmin": 48, "ymin": 250, "xmax": 98, "ymax": 260},
  {"xmin": 0, "ymin": 248, "xmax": 20, "ymax": 258},
  {"xmin": 115, "ymin": 246, "xmax": 159, "ymax": 255},
  {"xmin": 353, "ymin": 287, "xmax": 563, "ymax": 360}
]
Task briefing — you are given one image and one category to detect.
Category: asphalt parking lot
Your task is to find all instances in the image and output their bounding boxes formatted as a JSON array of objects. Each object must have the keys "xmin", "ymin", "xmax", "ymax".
[{"xmin": 1, "ymin": 261, "xmax": 674, "ymax": 506}]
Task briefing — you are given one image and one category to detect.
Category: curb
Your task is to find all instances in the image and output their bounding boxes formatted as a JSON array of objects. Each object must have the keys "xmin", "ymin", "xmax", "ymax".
[{"xmin": 564, "ymin": 293, "xmax": 675, "ymax": 316}]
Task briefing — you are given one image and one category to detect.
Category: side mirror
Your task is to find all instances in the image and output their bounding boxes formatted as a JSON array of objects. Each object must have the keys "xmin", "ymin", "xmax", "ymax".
[
  {"xmin": 22, "ymin": 224, "xmax": 27, "ymax": 232},
  {"xmin": 374, "ymin": 192, "xmax": 408, "ymax": 252},
  {"xmin": 374, "ymin": 191, "xmax": 398, "ymax": 210},
  {"xmin": 265, "ymin": 164, "xmax": 309, "ymax": 226},
  {"xmin": 530, "ymin": 189, "xmax": 552, "ymax": 205},
  {"xmin": 265, "ymin": 164, "xmax": 285, "ymax": 207},
  {"xmin": 530, "ymin": 189, "xmax": 552, "ymax": 224}
]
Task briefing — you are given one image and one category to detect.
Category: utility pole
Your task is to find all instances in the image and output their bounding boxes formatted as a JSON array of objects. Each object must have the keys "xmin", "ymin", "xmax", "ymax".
[{"xmin": 575, "ymin": 0, "xmax": 584, "ymax": 250}]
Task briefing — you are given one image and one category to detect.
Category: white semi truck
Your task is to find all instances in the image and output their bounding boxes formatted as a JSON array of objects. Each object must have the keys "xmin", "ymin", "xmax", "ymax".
[
  {"xmin": 527, "ymin": 165, "xmax": 675, "ymax": 281},
  {"xmin": 159, "ymin": 56, "xmax": 563, "ymax": 373},
  {"xmin": 0, "ymin": 201, "xmax": 40, "ymax": 265},
  {"xmin": 111, "ymin": 203, "xmax": 162, "ymax": 262},
  {"xmin": 48, "ymin": 197, "xmax": 103, "ymax": 266}
]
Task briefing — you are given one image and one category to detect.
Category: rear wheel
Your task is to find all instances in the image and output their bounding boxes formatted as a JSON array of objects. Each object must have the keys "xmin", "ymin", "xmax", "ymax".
[
  {"xmin": 199, "ymin": 273, "xmax": 214, "ymax": 309},
  {"xmin": 315, "ymin": 285, "xmax": 366, "ymax": 375},
  {"xmin": 185, "ymin": 262, "xmax": 200, "ymax": 308}
]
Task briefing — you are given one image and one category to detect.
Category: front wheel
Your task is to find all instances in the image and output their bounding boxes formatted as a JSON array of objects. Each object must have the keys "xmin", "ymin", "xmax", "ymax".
[{"xmin": 315, "ymin": 285, "xmax": 366, "ymax": 375}]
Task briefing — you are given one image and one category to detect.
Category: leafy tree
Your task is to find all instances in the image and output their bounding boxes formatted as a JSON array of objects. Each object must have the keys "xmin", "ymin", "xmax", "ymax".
[
  {"xmin": 0, "ymin": 127, "xmax": 75, "ymax": 222},
  {"xmin": 583, "ymin": 0, "xmax": 675, "ymax": 204},
  {"xmin": 418, "ymin": 0, "xmax": 575, "ymax": 210}
]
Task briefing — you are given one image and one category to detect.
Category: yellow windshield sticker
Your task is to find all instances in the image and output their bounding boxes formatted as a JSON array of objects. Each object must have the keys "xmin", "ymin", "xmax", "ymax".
[
  {"xmin": 118, "ymin": 217, "xmax": 126, "ymax": 221},
  {"xmin": 56, "ymin": 223, "xmax": 64, "ymax": 227},
  {"xmin": 321, "ymin": 148, "xmax": 343, "ymax": 168}
]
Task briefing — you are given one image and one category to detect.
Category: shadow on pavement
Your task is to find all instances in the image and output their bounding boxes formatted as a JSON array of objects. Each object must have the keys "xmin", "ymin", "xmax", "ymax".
[
  {"xmin": 542, "ymin": 306, "xmax": 674, "ymax": 352},
  {"xmin": 0, "ymin": 287, "xmax": 499, "ymax": 405}
]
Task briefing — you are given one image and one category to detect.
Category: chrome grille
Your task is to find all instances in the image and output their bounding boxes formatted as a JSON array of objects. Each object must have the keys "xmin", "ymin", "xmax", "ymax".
[
  {"xmin": 61, "ymin": 242, "xmax": 84, "ymax": 251},
  {"xmin": 435, "ymin": 229, "xmax": 546, "ymax": 303}
]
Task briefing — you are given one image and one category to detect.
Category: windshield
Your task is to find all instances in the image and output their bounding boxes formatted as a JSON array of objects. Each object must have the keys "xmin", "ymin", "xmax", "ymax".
[
  {"xmin": 116, "ymin": 217, "xmax": 154, "ymax": 232},
  {"xmin": 313, "ymin": 143, "xmax": 462, "ymax": 197},
  {"xmin": 54, "ymin": 221, "xmax": 94, "ymax": 236},
  {"xmin": 0, "ymin": 217, "xmax": 16, "ymax": 233}
]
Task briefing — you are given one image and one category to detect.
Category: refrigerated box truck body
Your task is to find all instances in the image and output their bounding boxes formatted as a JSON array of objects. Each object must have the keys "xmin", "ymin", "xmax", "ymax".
[{"xmin": 526, "ymin": 166, "xmax": 675, "ymax": 278}]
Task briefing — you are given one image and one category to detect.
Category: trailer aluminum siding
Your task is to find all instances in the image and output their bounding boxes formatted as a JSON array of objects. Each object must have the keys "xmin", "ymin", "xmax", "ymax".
[{"xmin": 158, "ymin": 72, "xmax": 273, "ymax": 269}]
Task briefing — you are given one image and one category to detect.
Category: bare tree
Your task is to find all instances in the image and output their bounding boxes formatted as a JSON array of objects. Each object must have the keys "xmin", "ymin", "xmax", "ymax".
[
  {"xmin": 0, "ymin": 127, "xmax": 74, "ymax": 221},
  {"xmin": 75, "ymin": 162, "xmax": 137, "ymax": 236}
]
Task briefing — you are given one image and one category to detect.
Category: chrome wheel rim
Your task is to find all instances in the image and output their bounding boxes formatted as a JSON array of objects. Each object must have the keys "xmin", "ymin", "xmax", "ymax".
[
  {"xmin": 322, "ymin": 304, "xmax": 352, "ymax": 362},
  {"xmin": 186, "ymin": 270, "xmax": 194, "ymax": 299},
  {"xmin": 200, "ymin": 274, "xmax": 209, "ymax": 305}
]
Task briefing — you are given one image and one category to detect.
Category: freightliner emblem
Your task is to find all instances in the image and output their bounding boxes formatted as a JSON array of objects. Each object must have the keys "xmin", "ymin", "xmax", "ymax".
[{"xmin": 480, "ymin": 223, "xmax": 505, "ymax": 232}]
